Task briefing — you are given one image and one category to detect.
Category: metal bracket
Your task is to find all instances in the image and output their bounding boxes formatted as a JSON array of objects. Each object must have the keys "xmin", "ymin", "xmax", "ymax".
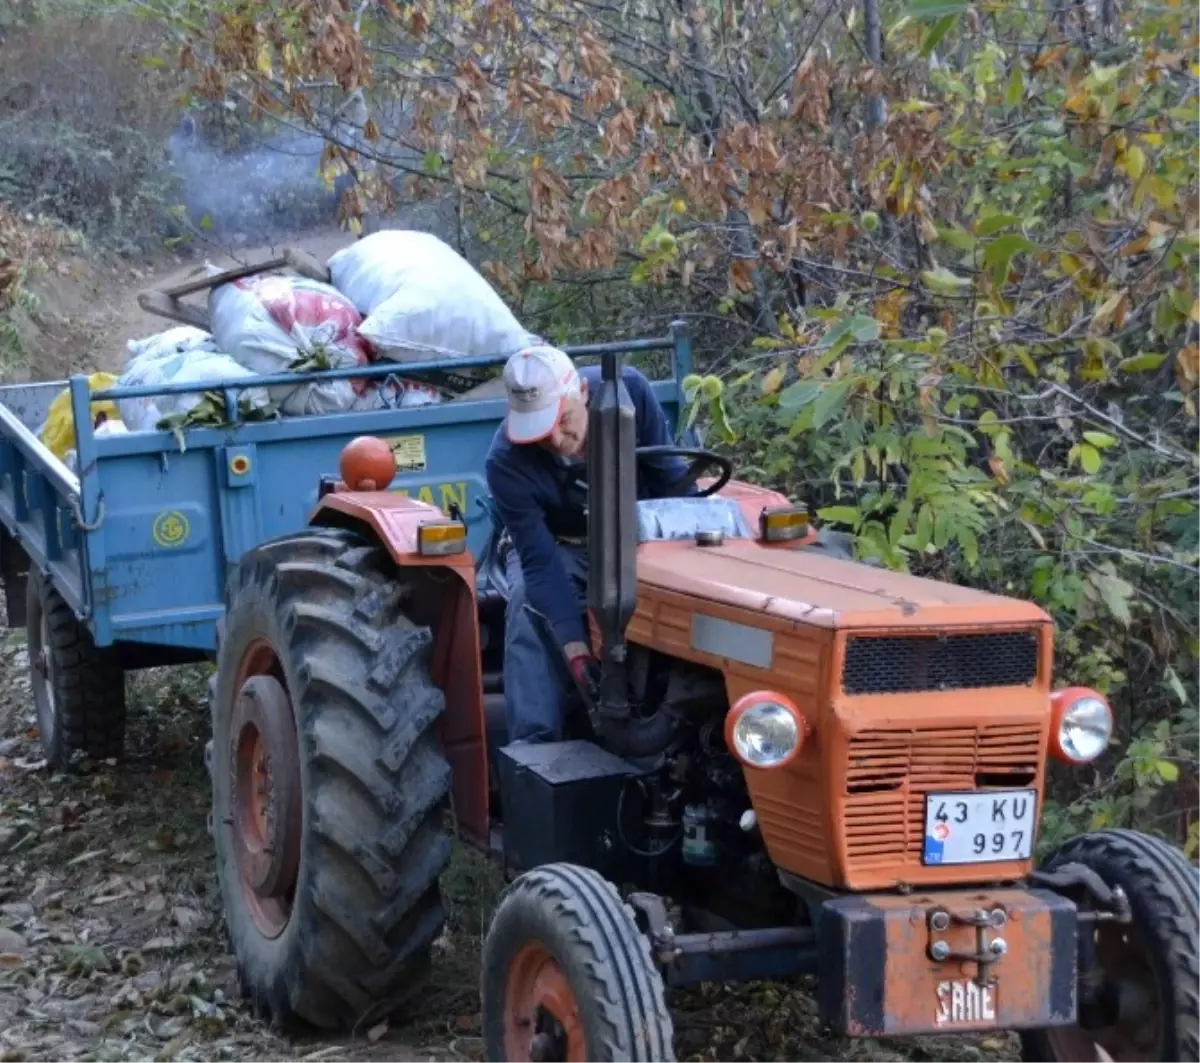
[
  {"xmin": 627, "ymin": 892, "xmax": 678, "ymax": 963},
  {"xmin": 927, "ymin": 906, "xmax": 1008, "ymax": 987},
  {"xmin": 1031, "ymin": 861, "xmax": 1132, "ymax": 923}
]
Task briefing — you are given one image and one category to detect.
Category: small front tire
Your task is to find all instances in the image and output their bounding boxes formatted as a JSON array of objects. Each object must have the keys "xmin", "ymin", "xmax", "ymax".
[
  {"xmin": 1021, "ymin": 828, "xmax": 1199, "ymax": 1062},
  {"xmin": 481, "ymin": 862, "xmax": 674, "ymax": 1062}
]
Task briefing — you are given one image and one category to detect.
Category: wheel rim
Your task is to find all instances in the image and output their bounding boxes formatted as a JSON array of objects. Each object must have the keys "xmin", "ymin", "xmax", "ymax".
[
  {"xmin": 30, "ymin": 605, "xmax": 59, "ymax": 755},
  {"xmin": 1044, "ymin": 919, "xmax": 1162, "ymax": 1061},
  {"xmin": 229, "ymin": 639, "xmax": 302, "ymax": 939},
  {"xmin": 503, "ymin": 943, "xmax": 586, "ymax": 1062}
]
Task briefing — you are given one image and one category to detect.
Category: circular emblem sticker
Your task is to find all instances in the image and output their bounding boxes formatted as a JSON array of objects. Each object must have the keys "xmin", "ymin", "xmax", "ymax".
[{"xmin": 152, "ymin": 510, "xmax": 191, "ymax": 548}]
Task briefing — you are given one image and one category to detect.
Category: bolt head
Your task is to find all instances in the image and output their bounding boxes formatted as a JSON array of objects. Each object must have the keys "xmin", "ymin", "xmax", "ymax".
[{"xmin": 930, "ymin": 940, "xmax": 951, "ymax": 961}]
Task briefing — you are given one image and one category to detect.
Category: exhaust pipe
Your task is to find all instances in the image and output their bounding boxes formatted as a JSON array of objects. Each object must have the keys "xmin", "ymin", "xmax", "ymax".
[{"xmin": 586, "ymin": 353, "xmax": 675, "ymax": 758}]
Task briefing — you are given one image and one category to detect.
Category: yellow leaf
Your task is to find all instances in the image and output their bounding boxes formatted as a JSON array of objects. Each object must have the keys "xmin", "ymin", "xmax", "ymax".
[
  {"xmin": 1090, "ymin": 290, "xmax": 1126, "ymax": 334},
  {"xmin": 762, "ymin": 367, "xmax": 785, "ymax": 395},
  {"xmin": 1190, "ymin": 297, "xmax": 1199, "ymax": 324},
  {"xmin": 1177, "ymin": 343, "xmax": 1199, "ymax": 392},
  {"xmin": 987, "ymin": 456, "xmax": 1011, "ymax": 485},
  {"xmin": 256, "ymin": 43, "xmax": 273, "ymax": 77},
  {"xmin": 1119, "ymin": 144, "xmax": 1146, "ymax": 180}
]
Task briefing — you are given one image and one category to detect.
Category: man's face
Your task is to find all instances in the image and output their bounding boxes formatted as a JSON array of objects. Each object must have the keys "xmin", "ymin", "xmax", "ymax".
[{"xmin": 541, "ymin": 382, "xmax": 589, "ymax": 459}]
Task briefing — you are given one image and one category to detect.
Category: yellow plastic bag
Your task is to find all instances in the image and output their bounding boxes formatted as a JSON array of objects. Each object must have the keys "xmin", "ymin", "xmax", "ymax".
[{"xmin": 39, "ymin": 373, "xmax": 122, "ymax": 461}]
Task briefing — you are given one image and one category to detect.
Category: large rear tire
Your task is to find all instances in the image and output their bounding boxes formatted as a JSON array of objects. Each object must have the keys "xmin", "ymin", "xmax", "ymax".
[
  {"xmin": 481, "ymin": 862, "xmax": 675, "ymax": 1061},
  {"xmin": 210, "ymin": 527, "xmax": 453, "ymax": 1031},
  {"xmin": 26, "ymin": 567, "xmax": 126, "ymax": 769},
  {"xmin": 1020, "ymin": 828, "xmax": 1199, "ymax": 1062}
]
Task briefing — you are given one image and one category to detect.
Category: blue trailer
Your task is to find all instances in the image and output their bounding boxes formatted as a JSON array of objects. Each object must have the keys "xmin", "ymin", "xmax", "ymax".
[{"xmin": 0, "ymin": 325, "xmax": 693, "ymax": 767}]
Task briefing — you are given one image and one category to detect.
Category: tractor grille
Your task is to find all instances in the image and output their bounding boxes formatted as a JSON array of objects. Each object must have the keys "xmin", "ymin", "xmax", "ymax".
[
  {"xmin": 842, "ymin": 723, "xmax": 1045, "ymax": 873},
  {"xmin": 842, "ymin": 632, "xmax": 1039, "ymax": 695}
]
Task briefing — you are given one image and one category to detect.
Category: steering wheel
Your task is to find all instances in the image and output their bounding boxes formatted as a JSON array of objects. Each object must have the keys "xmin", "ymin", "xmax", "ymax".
[{"xmin": 635, "ymin": 445, "xmax": 734, "ymax": 498}]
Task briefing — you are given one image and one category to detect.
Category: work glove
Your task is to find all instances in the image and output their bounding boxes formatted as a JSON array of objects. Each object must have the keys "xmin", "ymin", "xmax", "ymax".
[{"xmin": 567, "ymin": 650, "xmax": 602, "ymax": 703}]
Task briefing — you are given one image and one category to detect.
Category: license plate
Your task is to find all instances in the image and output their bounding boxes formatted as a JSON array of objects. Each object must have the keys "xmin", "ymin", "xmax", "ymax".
[
  {"xmin": 935, "ymin": 978, "xmax": 998, "ymax": 1028},
  {"xmin": 922, "ymin": 789, "xmax": 1036, "ymax": 865}
]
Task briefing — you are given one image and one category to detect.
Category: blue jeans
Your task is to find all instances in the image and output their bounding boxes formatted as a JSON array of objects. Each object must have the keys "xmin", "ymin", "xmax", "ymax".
[{"xmin": 503, "ymin": 542, "xmax": 589, "ymax": 744}]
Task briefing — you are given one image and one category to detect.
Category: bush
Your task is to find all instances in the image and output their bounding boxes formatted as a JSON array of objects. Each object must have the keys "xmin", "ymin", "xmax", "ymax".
[{"xmin": 0, "ymin": 5, "xmax": 184, "ymax": 250}]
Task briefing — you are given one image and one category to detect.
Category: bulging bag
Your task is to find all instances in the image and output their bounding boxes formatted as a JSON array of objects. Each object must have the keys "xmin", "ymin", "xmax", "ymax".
[
  {"xmin": 327, "ymin": 229, "xmax": 538, "ymax": 364},
  {"xmin": 209, "ymin": 274, "xmax": 373, "ymax": 415}
]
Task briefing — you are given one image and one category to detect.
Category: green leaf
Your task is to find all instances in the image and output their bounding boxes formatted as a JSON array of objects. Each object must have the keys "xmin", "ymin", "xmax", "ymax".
[
  {"xmin": 1082, "ymin": 430, "xmax": 1116, "ymax": 449},
  {"xmin": 1079, "ymin": 442, "xmax": 1101, "ymax": 474},
  {"xmin": 811, "ymin": 379, "xmax": 853, "ymax": 429},
  {"xmin": 1005, "ymin": 64, "xmax": 1025, "ymax": 106},
  {"xmin": 983, "ymin": 233, "xmax": 1037, "ymax": 287},
  {"xmin": 850, "ymin": 315, "xmax": 881, "ymax": 342},
  {"xmin": 921, "ymin": 266, "xmax": 973, "ymax": 293},
  {"xmin": 1117, "ymin": 352, "xmax": 1166, "ymax": 373},
  {"xmin": 817, "ymin": 505, "xmax": 861, "ymax": 528},
  {"xmin": 976, "ymin": 213, "xmax": 1021, "ymax": 236},
  {"xmin": 920, "ymin": 13, "xmax": 958, "ymax": 56},
  {"xmin": 1165, "ymin": 667, "xmax": 1188, "ymax": 706},
  {"xmin": 778, "ymin": 380, "xmax": 821, "ymax": 410},
  {"xmin": 1156, "ymin": 759, "xmax": 1180, "ymax": 783},
  {"xmin": 708, "ymin": 395, "xmax": 737, "ymax": 444},
  {"xmin": 915, "ymin": 504, "xmax": 934, "ymax": 549},
  {"xmin": 906, "ymin": 0, "xmax": 969, "ymax": 19},
  {"xmin": 1093, "ymin": 571, "xmax": 1134, "ymax": 626},
  {"xmin": 816, "ymin": 313, "xmax": 879, "ymax": 352},
  {"xmin": 935, "ymin": 225, "xmax": 977, "ymax": 250}
]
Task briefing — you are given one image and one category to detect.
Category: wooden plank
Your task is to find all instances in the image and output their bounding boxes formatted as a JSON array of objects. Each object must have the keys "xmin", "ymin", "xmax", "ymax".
[
  {"xmin": 284, "ymin": 247, "xmax": 331, "ymax": 283},
  {"xmin": 160, "ymin": 255, "xmax": 290, "ymax": 300},
  {"xmin": 136, "ymin": 290, "xmax": 211, "ymax": 331}
]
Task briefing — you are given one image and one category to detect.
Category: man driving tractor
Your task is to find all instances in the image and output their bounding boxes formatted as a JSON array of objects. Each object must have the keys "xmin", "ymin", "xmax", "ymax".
[{"xmin": 484, "ymin": 345, "xmax": 694, "ymax": 745}]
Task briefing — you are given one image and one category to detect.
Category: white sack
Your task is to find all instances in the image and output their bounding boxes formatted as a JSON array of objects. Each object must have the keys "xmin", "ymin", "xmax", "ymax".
[
  {"xmin": 327, "ymin": 229, "xmax": 538, "ymax": 364},
  {"xmin": 116, "ymin": 348, "xmax": 270, "ymax": 432},
  {"xmin": 125, "ymin": 325, "xmax": 218, "ymax": 365},
  {"xmin": 209, "ymin": 275, "xmax": 373, "ymax": 416}
]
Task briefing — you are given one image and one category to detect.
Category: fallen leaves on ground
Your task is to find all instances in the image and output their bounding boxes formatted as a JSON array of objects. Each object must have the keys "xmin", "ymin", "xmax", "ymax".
[{"xmin": 0, "ymin": 595, "xmax": 1019, "ymax": 1063}]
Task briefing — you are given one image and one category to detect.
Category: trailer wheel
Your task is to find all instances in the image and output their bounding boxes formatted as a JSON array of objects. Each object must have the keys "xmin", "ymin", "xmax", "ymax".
[
  {"xmin": 210, "ymin": 527, "xmax": 452, "ymax": 1031},
  {"xmin": 481, "ymin": 862, "xmax": 674, "ymax": 1062},
  {"xmin": 25, "ymin": 568, "xmax": 126, "ymax": 768},
  {"xmin": 1021, "ymin": 828, "xmax": 1199, "ymax": 1062}
]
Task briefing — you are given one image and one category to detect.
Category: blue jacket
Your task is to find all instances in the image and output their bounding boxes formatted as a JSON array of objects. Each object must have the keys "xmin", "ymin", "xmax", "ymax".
[{"xmin": 485, "ymin": 364, "xmax": 690, "ymax": 646}]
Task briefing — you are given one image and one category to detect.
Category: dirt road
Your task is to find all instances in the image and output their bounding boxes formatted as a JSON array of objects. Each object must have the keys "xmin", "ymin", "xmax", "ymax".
[{"xmin": 14, "ymin": 226, "xmax": 357, "ymax": 381}]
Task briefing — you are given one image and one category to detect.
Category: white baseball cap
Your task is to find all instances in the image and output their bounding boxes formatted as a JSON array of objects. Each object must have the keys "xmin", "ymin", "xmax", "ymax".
[{"xmin": 502, "ymin": 345, "xmax": 582, "ymax": 443}]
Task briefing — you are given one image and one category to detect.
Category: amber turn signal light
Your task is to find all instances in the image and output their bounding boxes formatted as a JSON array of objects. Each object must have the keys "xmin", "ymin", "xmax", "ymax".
[
  {"xmin": 417, "ymin": 520, "xmax": 467, "ymax": 557},
  {"xmin": 759, "ymin": 505, "xmax": 810, "ymax": 542}
]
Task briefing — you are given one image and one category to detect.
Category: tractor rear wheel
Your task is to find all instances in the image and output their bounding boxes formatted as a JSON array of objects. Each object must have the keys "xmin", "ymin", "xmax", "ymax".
[
  {"xmin": 210, "ymin": 527, "xmax": 453, "ymax": 1031},
  {"xmin": 1021, "ymin": 828, "xmax": 1199, "ymax": 1062},
  {"xmin": 26, "ymin": 567, "xmax": 126, "ymax": 769},
  {"xmin": 481, "ymin": 862, "xmax": 675, "ymax": 1061}
]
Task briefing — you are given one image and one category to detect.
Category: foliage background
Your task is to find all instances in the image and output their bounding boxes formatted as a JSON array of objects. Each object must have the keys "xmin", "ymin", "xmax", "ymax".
[{"xmin": 3, "ymin": 0, "xmax": 1198, "ymax": 853}]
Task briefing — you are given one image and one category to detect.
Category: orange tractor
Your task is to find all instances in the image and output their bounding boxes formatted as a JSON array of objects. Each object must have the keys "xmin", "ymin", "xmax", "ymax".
[{"xmin": 209, "ymin": 350, "xmax": 1198, "ymax": 1061}]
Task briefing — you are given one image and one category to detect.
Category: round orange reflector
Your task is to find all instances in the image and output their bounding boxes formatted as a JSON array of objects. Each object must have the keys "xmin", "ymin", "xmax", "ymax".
[{"xmin": 339, "ymin": 436, "xmax": 397, "ymax": 492}]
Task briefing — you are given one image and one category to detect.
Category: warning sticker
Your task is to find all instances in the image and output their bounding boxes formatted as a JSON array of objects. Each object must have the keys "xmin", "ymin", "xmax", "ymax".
[{"xmin": 385, "ymin": 434, "xmax": 427, "ymax": 473}]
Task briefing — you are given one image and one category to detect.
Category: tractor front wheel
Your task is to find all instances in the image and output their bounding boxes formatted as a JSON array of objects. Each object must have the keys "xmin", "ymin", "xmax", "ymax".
[
  {"xmin": 481, "ymin": 862, "xmax": 674, "ymax": 1062},
  {"xmin": 210, "ymin": 528, "xmax": 453, "ymax": 1031},
  {"xmin": 1021, "ymin": 828, "xmax": 1199, "ymax": 1062}
]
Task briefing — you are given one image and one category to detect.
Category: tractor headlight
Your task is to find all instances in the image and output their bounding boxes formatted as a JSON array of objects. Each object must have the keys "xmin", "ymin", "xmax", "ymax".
[
  {"xmin": 1050, "ymin": 688, "xmax": 1113, "ymax": 764},
  {"xmin": 725, "ymin": 691, "xmax": 808, "ymax": 769}
]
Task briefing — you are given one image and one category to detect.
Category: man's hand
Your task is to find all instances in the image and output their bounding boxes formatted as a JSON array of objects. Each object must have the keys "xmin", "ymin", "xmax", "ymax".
[{"xmin": 564, "ymin": 643, "xmax": 601, "ymax": 702}]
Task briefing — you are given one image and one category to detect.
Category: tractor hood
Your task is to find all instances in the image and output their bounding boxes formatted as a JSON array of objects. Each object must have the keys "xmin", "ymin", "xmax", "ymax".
[{"xmin": 635, "ymin": 540, "xmax": 1050, "ymax": 631}]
